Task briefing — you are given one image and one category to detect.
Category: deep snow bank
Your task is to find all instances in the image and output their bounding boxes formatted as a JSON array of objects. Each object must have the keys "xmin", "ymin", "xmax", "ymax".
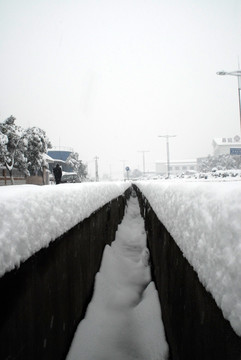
[
  {"xmin": 135, "ymin": 180, "xmax": 241, "ymax": 337},
  {"xmin": 0, "ymin": 182, "xmax": 130, "ymax": 277}
]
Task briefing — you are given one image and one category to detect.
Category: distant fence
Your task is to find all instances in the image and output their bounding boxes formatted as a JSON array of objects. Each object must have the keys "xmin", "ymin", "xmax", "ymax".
[
  {"xmin": 0, "ymin": 167, "xmax": 49, "ymax": 186},
  {"xmin": 0, "ymin": 190, "xmax": 130, "ymax": 360},
  {"xmin": 0, "ymin": 176, "xmax": 45, "ymax": 186},
  {"xmin": 0, "ymin": 177, "xmax": 26, "ymax": 186},
  {"xmin": 134, "ymin": 184, "xmax": 241, "ymax": 360},
  {"xmin": 0, "ymin": 168, "xmax": 25, "ymax": 185}
]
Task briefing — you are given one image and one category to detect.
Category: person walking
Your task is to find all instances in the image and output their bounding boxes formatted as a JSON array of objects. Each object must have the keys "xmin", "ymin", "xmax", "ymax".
[{"xmin": 53, "ymin": 163, "xmax": 62, "ymax": 184}]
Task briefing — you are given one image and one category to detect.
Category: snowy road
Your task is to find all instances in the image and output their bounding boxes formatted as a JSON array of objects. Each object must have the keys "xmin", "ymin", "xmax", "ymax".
[{"xmin": 66, "ymin": 194, "xmax": 169, "ymax": 360}]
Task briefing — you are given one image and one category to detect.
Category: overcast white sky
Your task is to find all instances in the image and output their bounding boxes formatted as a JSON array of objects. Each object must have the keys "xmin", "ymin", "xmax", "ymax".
[{"xmin": 0, "ymin": 0, "xmax": 241, "ymax": 178}]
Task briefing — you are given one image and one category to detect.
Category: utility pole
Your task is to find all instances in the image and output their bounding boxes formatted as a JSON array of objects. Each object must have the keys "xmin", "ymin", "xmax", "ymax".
[
  {"xmin": 94, "ymin": 156, "xmax": 99, "ymax": 182},
  {"xmin": 158, "ymin": 135, "xmax": 176, "ymax": 178},
  {"xmin": 138, "ymin": 150, "xmax": 149, "ymax": 176},
  {"xmin": 109, "ymin": 164, "xmax": 112, "ymax": 180},
  {"xmin": 217, "ymin": 69, "xmax": 241, "ymax": 135}
]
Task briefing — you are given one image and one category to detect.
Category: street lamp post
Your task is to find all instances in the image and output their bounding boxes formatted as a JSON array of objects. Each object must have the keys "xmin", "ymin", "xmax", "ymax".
[
  {"xmin": 216, "ymin": 70, "xmax": 241, "ymax": 134},
  {"xmin": 158, "ymin": 135, "xmax": 176, "ymax": 178}
]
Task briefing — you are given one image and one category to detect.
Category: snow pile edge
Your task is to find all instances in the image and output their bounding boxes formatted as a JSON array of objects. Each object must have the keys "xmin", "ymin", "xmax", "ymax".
[
  {"xmin": 0, "ymin": 182, "xmax": 130, "ymax": 277},
  {"xmin": 136, "ymin": 180, "xmax": 241, "ymax": 337}
]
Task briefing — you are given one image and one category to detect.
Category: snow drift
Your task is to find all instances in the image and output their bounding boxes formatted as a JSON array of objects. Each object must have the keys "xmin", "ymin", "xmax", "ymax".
[
  {"xmin": 135, "ymin": 180, "xmax": 241, "ymax": 337},
  {"xmin": 0, "ymin": 182, "xmax": 130, "ymax": 277}
]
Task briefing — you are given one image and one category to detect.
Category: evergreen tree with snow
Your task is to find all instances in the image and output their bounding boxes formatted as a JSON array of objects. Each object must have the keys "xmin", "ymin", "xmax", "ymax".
[
  {"xmin": 25, "ymin": 127, "xmax": 52, "ymax": 176},
  {"xmin": 0, "ymin": 116, "xmax": 52, "ymax": 184},
  {"xmin": 0, "ymin": 116, "xmax": 29, "ymax": 184},
  {"xmin": 66, "ymin": 152, "xmax": 87, "ymax": 181},
  {"xmin": 0, "ymin": 132, "xmax": 8, "ymax": 160}
]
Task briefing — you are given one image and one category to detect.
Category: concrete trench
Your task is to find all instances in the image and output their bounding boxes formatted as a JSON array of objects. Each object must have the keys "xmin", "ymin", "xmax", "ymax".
[
  {"xmin": 66, "ymin": 193, "xmax": 169, "ymax": 360},
  {"xmin": 133, "ymin": 184, "xmax": 241, "ymax": 360},
  {"xmin": 0, "ymin": 191, "xmax": 129, "ymax": 360},
  {"xmin": 1, "ymin": 185, "xmax": 241, "ymax": 360}
]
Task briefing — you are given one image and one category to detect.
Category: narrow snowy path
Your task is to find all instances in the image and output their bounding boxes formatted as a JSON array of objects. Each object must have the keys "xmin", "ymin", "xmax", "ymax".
[{"xmin": 66, "ymin": 194, "xmax": 169, "ymax": 360}]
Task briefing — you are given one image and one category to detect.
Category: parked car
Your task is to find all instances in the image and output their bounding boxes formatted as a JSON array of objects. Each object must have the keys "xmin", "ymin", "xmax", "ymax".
[{"xmin": 61, "ymin": 172, "xmax": 80, "ymax": 183}]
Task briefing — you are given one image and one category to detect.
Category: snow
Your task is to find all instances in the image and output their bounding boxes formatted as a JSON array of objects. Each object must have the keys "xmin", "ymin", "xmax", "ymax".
[
  {"xmin": 0, "ymin": 182, "xmax": 130, "ymax": 277},
  {"xmin": 2, "ymin": 177, "xmax": 241, "ymax": 342},
  {"xmin": 135, "ymin": 179, "xmax": 241, "ymax": 337},
  {"xmin": 66, "ymin": 195, "xmax": 169, "ymax": 360}
]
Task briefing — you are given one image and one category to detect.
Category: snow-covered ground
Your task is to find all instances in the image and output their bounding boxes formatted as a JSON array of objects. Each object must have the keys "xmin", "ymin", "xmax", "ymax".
[
  {"xmin": 66, "ymin": 195, "xmax": 169, "ymax": 360},
  {"xmin": 135, "ymin": 179, "xmax": 241, "ymax": 337},
  {"xmin": 0, "ymin": 182, "xmax": 130, "ymax": 277}
]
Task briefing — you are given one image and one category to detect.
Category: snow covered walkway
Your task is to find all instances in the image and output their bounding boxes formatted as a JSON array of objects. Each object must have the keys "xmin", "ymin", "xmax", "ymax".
[{"xmin": 66, "ymin": 194, "xmax": 169, "ymax": 360}]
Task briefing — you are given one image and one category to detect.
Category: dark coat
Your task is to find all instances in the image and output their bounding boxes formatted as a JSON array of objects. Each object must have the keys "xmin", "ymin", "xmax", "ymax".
[{"xmin": 53, "ymin": 164, "xmax": 62, "ymax": 184}]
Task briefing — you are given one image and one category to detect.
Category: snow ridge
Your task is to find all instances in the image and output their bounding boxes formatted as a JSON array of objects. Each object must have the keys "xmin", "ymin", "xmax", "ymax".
[
  {"xmin": 136, "ymin": 180, "xmax": 241, "ymax": 337},
  {"xmin": 0, "ymin": 182, "xmax": 130, "ymax": 277}
]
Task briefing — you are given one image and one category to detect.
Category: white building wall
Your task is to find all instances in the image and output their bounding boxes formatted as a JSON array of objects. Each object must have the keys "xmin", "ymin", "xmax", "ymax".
[
  {"xmin": 156, "ymin": 160, "xmax": 197, "ymax": 176},
  {"xmin": 213, "ymin": 136, "xmax": 241, "ymax": 156}
]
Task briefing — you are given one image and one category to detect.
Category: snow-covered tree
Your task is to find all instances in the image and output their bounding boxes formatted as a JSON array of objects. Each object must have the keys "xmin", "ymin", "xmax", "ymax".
[
  {"xmin": 66, "ymin": 152, "xmax": 87, "ymax": 180},
  {"xmin": 0, "ymin": 116, "xmax": 52, "ymax": 184},
  {"xmin": 25, "ymin": 127, "xmax": 52, "ymax": 175},
  {"xmin": 0, "ymin": 132, "xmax": 8, "ymax": 164},
  {"xmin": 0, "ymin": 116, "xmax": 29, "ymax": 184}
]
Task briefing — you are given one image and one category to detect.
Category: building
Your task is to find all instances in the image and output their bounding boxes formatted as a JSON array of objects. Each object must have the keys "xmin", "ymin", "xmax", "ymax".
[
  {"xmin": 156, "ymin": 159, "xmax": 197, "ymax": 176},
  {"xmin": 212, "ymin": 135, "xmax": 241, "ymax": 156},
  {"xmin": 47, "ymin": 146, "xmax": 74, "ymax": 173}
]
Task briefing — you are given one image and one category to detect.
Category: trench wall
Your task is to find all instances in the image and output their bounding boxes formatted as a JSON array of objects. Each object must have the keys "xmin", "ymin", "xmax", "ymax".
[
  {"xmin": 134, "ymin": 185, "xmax": 241, "ymax": 360},
  {"xmin": 0, "ymin": 191, "xmax": 129, "ymax": 360}
]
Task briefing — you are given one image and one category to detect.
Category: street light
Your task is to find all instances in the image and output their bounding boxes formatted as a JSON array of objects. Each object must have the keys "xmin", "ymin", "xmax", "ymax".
[
  {"xmin": 216, "ymin": 69, "xmax": 241, "ymax": 134},
  {"xmin": 158, "ymin": 135, "xmax": 176, "ymax": 178}
]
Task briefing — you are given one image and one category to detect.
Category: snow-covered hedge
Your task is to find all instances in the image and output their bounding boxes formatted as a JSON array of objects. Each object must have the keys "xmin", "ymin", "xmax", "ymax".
[
  {"xmin": 0, "ymin": 182, "xmax": 130, "ymax": 277},
  {"xmin": 136, "ymin": 180, "xmax": 241, "ymax": 337}
]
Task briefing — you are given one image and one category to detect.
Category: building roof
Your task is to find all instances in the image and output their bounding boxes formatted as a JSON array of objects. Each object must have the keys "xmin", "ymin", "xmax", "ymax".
[
  {"xmin": 47, "ymin": 150, "xmax": 72, "ymax": 161},
  {"xmin": 43, "ymin": 154, "xmax": 55, "ymax": 163},
  {"xmin": 156, "ymin": 159, "xmax": 197, "ymax": 164},
  {"xmin": 213, "ymin": 136, "xmax": 241, "ymax": 146}
]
